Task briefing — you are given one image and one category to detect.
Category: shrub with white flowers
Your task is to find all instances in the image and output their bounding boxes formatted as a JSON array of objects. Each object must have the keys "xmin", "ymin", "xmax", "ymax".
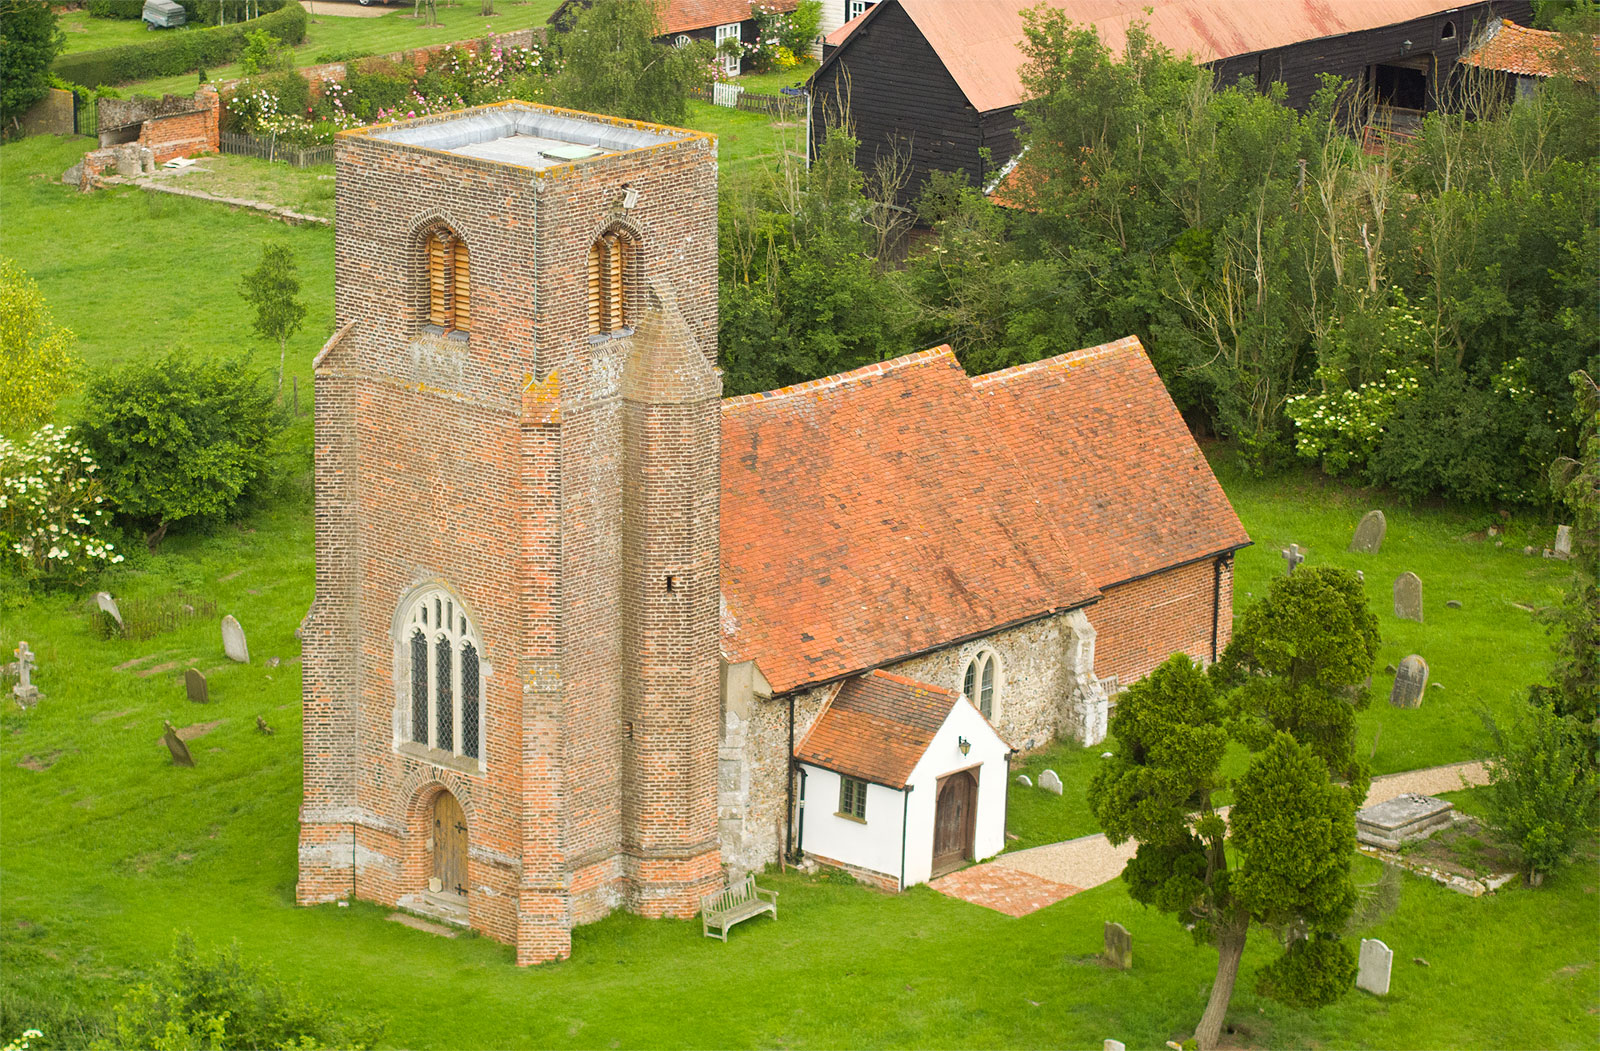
[
  {"xmin": 2, "ymin": 1029, "xmax": 43, "ymax": 1051},
  {"xmin": 0, "ymin": 425, "xmax": 123, "ymax": 587}
]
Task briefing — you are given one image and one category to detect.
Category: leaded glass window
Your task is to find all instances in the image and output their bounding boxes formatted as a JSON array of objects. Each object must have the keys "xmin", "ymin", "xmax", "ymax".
[
  {"xmin": 961, "ymin": 649, "xmax": 1001, "ymax": 721},
  {"xmin": 397, "ymin": 587, "xmax": 484, "ymax": 763},
  {"xmin": 839, "ymin": 776, "xmax": 867, "ymax": 820}
]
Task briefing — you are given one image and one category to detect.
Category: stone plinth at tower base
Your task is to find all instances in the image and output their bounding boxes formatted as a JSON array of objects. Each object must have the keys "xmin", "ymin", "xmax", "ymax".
[{"xmin": 1356, "ymin": 794, "xmax": 1454, "ymax": 850}]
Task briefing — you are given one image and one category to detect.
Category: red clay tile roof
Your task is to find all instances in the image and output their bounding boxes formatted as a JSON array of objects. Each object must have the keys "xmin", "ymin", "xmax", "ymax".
[
  {"xmin": 1460, "ymin": 19, "xmax": 1598, "ymax": 78},
  {"xmin": 970, "ymin": 336, "xmax": 1250, "ymax": 589},
  {"xmin": 720, "ymin": 347, "xmax": 1099, "ymax": 695},
  {"xmin": 550, "ymin": 0, "xmax": 799, "ymax": 35},
  {"xmin": 823, "ymin": 0, "xmax": 1505, "ymax": 113},
  {"xmin": 793, "ymin": 670, "xmax": 961, "ymax": 788}
]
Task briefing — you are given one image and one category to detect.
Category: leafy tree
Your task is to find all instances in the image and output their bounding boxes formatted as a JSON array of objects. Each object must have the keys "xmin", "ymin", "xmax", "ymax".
[
  {"xmin": 0, "ymin": 0, "xmax": 63, "ymax": 127},
  {"xmin": 1215, "ymin": 567, "xmax": 1381, "ymax": 796},
  {"xmin": 238, "ymin": 28, "xmax": 291, "ymax": 75},
  {"xmin": 0, "ymin": 258, "xmax": 80, "ymax": 435},
  {"xmin": 0, "ymin": 425, "xmax": 123, "ymax": 588},
  {"xmin": 98, "ymin": 932, "xmax": 382, "ymax": 1050},
  {"xmin": 238, "ymin": 241, "xmax": 306, "ymax": 399},
  {"xmin": 1092, "ymin": 572, "xmax": 1376, "ymax": 1049},
  {"xmin": 76, "ymin": 352, "xmax": 284, "ymax": 549},
  {"xmin": 1482, "ymin": 704, "xmax": 1600, "ymax": 885},
  {"xmin": 548, "ymin": 0, "xmax": 713, "ymax": 125}
]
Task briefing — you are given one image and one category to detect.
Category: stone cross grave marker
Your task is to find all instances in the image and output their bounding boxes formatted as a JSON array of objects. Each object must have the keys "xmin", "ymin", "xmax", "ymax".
[
  {"xmin": 162, "ymin": 720, "xmax": 195, "ymax": 767},
  {"xmin": 95, "ymin": 591, "xmax": 124, "ymax": 633},
  {"xmin": 1389, "ymin": 655, "xmax": 1429, "ymax": 709},
  {"xmin": 1553, "ymin": 524, "xmax": 1572, "ymax": 560},
  {"xmin": 1103, "ymin": 921, "xmax": 1132, "ymax": 969},
  {"xmin": 1280, "ymin": 543, "xmax": 1305, "ymax": 575},
  {"xmin": 1349, "ymin": 510, "xmax": 1386, "ymax": 554},
  {"xmin": 1393, "ymin": 572, "xmax": 1423, "ymax": 623},
  {"xmin": 1039, "ymin": 769, "xmax": 1063, "ymax": 795},
  {"xmin": 185, "ymin": 667, "xmax": 208, "ymax": 704},
  {"xmin": 1357, "ymin": 937, "xmax": 1393, "ymax": 995},
  {"xmin": 221, "ymin": 615, "xmax": 249, "ymax": 663},
  {"xmin": 12, "ymin": 642, "xmax": 39, "ymax": 708}
]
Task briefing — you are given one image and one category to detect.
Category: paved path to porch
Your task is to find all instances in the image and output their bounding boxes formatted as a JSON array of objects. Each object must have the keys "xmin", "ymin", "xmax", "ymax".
[{"xmin": 929, "ymin": 760, "xmax": 1489, "ymax": 916}]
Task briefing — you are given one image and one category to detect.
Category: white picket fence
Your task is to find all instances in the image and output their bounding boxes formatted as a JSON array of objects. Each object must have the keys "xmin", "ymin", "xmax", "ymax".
[{"xmin": 712, "ymin": 82, "xmax": 745, "ymax": 108}]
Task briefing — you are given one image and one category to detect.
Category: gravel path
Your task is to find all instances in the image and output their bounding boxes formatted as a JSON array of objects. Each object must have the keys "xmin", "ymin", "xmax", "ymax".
[{"xmin": 990, "ymin": 760, "xmax": 1490, "ymax": 892}]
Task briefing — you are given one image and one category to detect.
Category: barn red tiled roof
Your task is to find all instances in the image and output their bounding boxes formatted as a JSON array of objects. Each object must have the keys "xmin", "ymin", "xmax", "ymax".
[
  {"xmin": 551, "ymin": 0, "xmax": 797, "ymax": 35},
  {"xmin": 792, "ymin": 670, "xmax": 963, "ymax": 788},
  {"xmin": 1460, "ymin": 19, "xmax": 1598, "ymax": 78},
  {"xmin": 824, "ymin": 0, "xmax": 1503, "ymax": 113},
  {"xmin": 970, "ymin": 336, "xmax": 1250, "ymax": 589},
  {"xmin": 720, "ymin": 347, "xmax": 1099, "ymax": 696}
]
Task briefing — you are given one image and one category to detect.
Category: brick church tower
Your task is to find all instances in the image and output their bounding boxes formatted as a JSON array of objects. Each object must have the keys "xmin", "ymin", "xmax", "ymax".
[{"xmin": 296, "ymin": 103, "xmax": 723, "ymax": 964}]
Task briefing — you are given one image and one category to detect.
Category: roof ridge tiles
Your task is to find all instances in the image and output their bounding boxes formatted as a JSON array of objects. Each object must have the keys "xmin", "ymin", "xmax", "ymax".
[
  {"xmin": 970, "ymin": 335, "xmax": 1144, "ymax": 390},
  {"xmin": 865, "ymin": 668, "xmax": 958, "ymax": 696},
  {"xmin": 721, "ymin": 345, "xmax": 958, "ymax": 412}
]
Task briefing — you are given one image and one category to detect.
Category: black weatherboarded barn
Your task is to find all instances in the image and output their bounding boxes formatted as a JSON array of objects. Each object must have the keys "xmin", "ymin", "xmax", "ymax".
[{"xmin": 811, "ymin": 0, "xmax": 1536, "ymax": 207}]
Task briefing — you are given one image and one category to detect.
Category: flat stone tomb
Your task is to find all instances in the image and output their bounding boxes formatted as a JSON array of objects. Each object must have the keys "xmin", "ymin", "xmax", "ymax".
[{"xmin": 1356, "ymin": 793, "xmax": 1454, "ymax": 850}]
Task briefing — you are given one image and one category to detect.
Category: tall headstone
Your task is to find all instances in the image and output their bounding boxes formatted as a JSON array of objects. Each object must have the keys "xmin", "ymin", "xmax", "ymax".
[
  {"xmin": 1281, "ymin": 543, "xmax": 1305, "ymax": 576},
  {"xmin": 221, "ymin": 615, "xmax": 249, "ymax": 663},
  {"xmin": 1393, "ymin": 572, "xmax": 1423, "ymax": 623},
  {"xmin": 161, "ymin": 721, "xmax": 195, "ymax": 767},
  {"xmin": 95, "ymin": 591, "xmax": 125, "ymax": 633},
  {"xmin": 185, "ymin": 667, "xmax": 208, "ymax": 704},
  {"xmin": 1389, "ymin": 655, "xmax": 1429, "ymax": 708},
  {"xmin": 1349, "ymin": 510, "xmax": 1386, "ymax": 553},
  {"xmin": 1553, "ymin": 524, "xmax": 1573, "ymax": 560},
  {"xmin": 1039, "ymin": 769, "xmax": 1064, "ymax": 795},
  {"xmin": 1103, "ymin": 921, "xmax": 1132, "ymax": 970},
  {"xmin": 1357, "ymin": 937, "xmax": 1393, "ymax": 995},
  {"xmin": 12, "ymin": 641, "xmax": 39, "ymax": 708}
]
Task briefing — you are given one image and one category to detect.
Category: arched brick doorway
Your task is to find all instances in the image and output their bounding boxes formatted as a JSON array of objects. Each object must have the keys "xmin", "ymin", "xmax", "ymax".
[{"xmin": 431, "ymin": 790, "xmax": 469, "ymax": 900}]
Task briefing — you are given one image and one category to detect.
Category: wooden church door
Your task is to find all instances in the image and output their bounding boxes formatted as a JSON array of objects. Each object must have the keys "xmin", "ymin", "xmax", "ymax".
[
  {"xmin": 931, "ymin": 770, "xmax": 977, "ymax": 877},
  {"xmin": 432, "ymin": 792, "xmax": 468, "ymax": 898}
]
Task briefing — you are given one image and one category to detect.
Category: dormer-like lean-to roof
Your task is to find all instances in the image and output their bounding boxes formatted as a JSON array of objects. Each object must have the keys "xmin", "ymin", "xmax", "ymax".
[{"xmin": 793, "ymin": 670, "xmax": 968, "ymax": 789}]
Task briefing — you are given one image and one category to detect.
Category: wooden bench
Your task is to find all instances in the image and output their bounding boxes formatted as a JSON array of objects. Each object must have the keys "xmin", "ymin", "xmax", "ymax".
[{"xmin": 701, "ymin": 874, "xmax": 778, "ymax": 941}]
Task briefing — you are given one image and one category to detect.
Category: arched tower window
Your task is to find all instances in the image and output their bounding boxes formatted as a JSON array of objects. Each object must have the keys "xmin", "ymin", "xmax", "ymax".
[
  {"xmin": 424, "ymin": 227, "xmax": 471, "ymax": 336},
  {"xmin": 961, "ymin": 648, "xmax": 1001, "ymax": 721},
  {"xmin": 587, "ymin": 229, "xmax": 632, "ymax": 336},
  {"xmin": 400, "ymin": 587, "xmax": 482, "ymax": 762}
]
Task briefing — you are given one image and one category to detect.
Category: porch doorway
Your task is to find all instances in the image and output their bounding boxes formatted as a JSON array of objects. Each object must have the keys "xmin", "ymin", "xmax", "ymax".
[{"xmin": 931, "ymin": 769, "xmax": 978, "ymax": 877}]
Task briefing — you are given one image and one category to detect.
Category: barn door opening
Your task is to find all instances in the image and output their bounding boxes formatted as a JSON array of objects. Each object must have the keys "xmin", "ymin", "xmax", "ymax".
[
  {"xmin": 432, "ymin": 791, "xmax": 468, "ymax": 899},
  {"xmin": 931, "ymin": 769, "xmax": 977, "ymax": 878}
]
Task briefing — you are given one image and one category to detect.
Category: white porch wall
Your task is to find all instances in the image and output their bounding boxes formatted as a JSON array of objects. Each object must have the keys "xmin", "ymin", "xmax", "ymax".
[
  {"xmin": 901, "ymin": 698, "xmax": 1010, "ymax": 887},
  {"xmin": 797, "ymin": 765, "xmax": 907, "ymax": 882}
]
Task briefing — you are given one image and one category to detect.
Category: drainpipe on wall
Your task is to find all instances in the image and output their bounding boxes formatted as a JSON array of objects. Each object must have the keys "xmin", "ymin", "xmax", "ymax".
[
  {"xmin": 795, "ymin": 767, "xmax": 808, "ymax": 859},
  {"xmin": 785, "ymin": 693, "xmax": 796, "ymax": 860},
  {"xmin": 1210, "ymin": 555, "xmax": 1224, "ymax": 663},
  {"xmin": 898, "ymin": 786, "xmax": 913, "ymax": 893}
]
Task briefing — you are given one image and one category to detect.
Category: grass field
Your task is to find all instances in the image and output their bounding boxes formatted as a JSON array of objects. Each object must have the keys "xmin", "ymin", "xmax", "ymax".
[
  {"xmin": 113, "ymin": 0, "xmax": 561, "ymax": 96},
  {"xmin": 2, "ymin": 125, "xmax": 1596, "ymax": 1050},
  {"xmin": 57, "ymin": 10, "xmax": 157, "ymax": 55}
]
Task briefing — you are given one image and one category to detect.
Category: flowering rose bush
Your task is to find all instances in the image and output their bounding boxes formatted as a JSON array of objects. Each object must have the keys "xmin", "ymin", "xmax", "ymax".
[{"xmin": 0, "ymin": 425, "xmax": 123, "ymax": 588}]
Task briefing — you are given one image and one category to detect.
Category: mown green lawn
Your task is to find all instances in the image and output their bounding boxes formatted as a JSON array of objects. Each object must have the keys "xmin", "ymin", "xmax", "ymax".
[
  {"xmin": 2, "ymin": 125, "xmax": 1595, "ymax": 1051},
  {"xmin": 117, "ymin": 0, "xmax": 561, "ymax": 96},
  {"xmin": 57, "ymin": 10, "xmax": 157, "ymax": 55}
]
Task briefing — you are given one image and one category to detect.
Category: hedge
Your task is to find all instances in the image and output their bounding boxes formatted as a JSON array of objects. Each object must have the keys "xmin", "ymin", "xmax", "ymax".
[
  {"xmin": 87, "ymin": 0, "xmax": 291, "ymax": 27},
  {"xmin": 54, "ymin": 1, "xmax": 307, "ymax": 88}
]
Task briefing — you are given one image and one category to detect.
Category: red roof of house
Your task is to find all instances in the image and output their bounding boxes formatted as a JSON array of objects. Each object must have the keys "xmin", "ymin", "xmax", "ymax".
[
  {"xmin": 1460, "ymin": 19, "xmax": 1597, "ymax": 78},
  {"xmin": 970, "ymin": 336, "xmax": 1250, "ymax": 589},
  {"xmin": 719, "ymin": 347, "xmax": 1099, "ymax": 695},
  {"xmin": 792, "ymin": 670, "xmax": 963, "ymax": 788},
  {"xmin": 824, "ymin": 0, "xmax": 1501, "ymax": 113},
  {"xmin": 551, "ymin": 0, "xmax": 799, "ymax": 35}
]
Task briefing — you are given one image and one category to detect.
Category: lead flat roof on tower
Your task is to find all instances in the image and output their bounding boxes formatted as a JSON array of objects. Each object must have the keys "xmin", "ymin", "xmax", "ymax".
[{"xmin": 365, "ymin": 104, "xmax": 692, "ymax": 169}]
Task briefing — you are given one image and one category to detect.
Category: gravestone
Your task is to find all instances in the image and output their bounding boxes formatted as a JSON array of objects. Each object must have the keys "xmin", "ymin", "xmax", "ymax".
[
  {"xmin": 1014, "ymin": 774, "xmax": 1032, "ymax": 787},
  {"xmin": 1445, "ymin": 600, "xmax": 1462, "ymax": 609},
  {"xmin": 1357, "ymin": 937, "xmax": 1393, "ymax": 996},
  {"xmin": 161, "ymin": 720, "xmax": 195, "ymax": 767},
  {"xmin": 95, "ymin": 591, "xmax": 124, "ymax": 632},
  {"xmin": 1349, "ymin": 510, "xmax": 1386, "ymax": 553},
  {"xmin": 12, "ymin": 641, "xmax": 39, "ymax": 708},
  {"xmin": 1104, "ymin": 1041, "xmax": 1126, "ymax": 1051},
  {"xmin": 185, "ymin": 668, "xmax": 208, "ymax": 704},
  {"xmin": 221, "ymin": 615, "xmax": 249, "ymax": 663},
  {"xmin": 1389, "ymin": 655, "xmax": 1429, "ymax": 708},
  {"xmin": 1281, "ymin": 543, "xmax": 1305, "ymax": 576},
  {"xmin": 256, "ymin": 715, "xmax": 275, "ymax": 736},
  {"xmin": 1553, "ymin": 524, "xmax": 1572, "ymax": 560},
  {"xmin": 1357, "ymin": 793, "xmax": 1454, "ymax": 849},
  {"xmin": 1103, "ymin": 921, "xmax": 1132, "ymax": 970},
  {"xmin": 1393, "ymin": 572, "xmax": 1423, "ymax": 623},
  {"xmin": 1039, "ymin": 769, "xmax": 1063, "ymax": 795}
]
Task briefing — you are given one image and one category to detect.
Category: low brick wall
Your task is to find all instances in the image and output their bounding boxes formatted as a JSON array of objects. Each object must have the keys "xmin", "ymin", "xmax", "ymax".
[
  {"xmin": 221, "ymin": 27, "xmax": 542, "ymax": 100},
  {"xmin": 138, "ymin": 89, "xmax": 220, "ymax": 163}
]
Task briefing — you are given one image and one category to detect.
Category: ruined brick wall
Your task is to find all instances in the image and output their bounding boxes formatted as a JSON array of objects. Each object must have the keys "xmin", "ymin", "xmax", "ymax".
[
  {"xmin": 299, "ymin": 103, "xmax": 719, "ymax": 966},
  {"xmin": 1090, "ymin": 556, "xmax": 1234, "ymax": 687},
  {"xmin": 137, "ymin": 88, "xmax": 219, "ymax": 163}
]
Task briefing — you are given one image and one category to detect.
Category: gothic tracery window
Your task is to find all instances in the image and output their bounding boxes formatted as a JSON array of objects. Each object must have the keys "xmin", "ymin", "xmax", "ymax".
[
  {"xmin": 587, "ymin": 229, "xmax": 631, "ymax": 336},
  {"xmin": 425, "ymin": 227, "xmax": 471, "ymax": 336},
  {"xmin": 400, "ymin": 588, "xmax": 482, "ymax": 762},
  {"xmin": 962, "ymin": 648, "xmax": 1000, "ymax": 721}
]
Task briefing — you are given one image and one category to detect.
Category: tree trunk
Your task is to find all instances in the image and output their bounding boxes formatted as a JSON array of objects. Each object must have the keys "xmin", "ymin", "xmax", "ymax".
[
  {"xmin": 1195, "ymin": 925, "xmax": 1248, "ymax": 1051},
  {"xmin": 146, "ymin": 521, "xmax": 169, "ymax": 553},
  {"xmin": 277, "ymin": 337, "xmax": 287, "ymax": 401}
]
